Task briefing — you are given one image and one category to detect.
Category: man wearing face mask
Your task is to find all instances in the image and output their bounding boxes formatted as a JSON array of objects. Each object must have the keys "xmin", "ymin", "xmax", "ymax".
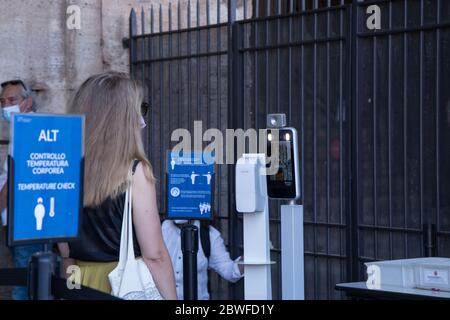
[
  {"xmin": 0, "ymin": 79, "xmax": 42, "ymax": 300},
  {"xmin": 0, "ymin": 79, "xmax": 36, "ymax": 223}
]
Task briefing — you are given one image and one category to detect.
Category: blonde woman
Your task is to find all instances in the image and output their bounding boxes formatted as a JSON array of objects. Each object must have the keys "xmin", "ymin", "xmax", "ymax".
[{"xmin": 58, "ymin": 72, "xmax": 177, "ymax": 300}]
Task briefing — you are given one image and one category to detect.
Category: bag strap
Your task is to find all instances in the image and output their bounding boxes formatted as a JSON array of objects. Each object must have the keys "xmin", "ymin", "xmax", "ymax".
[
  {"xmin": 126, "ymin": 182, "xmax": 135, "ymax": 261},
  {"xmin": 200, "ymin": 222, "xmax": 211, "ymax": 260},
  {"xmin": 126, "ymin": 159, "xmax": 141, "ymax": 259},
  {"xmin": 117, "ymin": 184, "xmax": 130, "ymax": 268}
]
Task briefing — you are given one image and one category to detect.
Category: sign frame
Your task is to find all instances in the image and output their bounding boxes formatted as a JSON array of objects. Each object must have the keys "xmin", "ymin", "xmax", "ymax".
[
  {"xmin": 165, "ymin": 151, "xmax": 215, "ymax": 221},
  {"xmin": 7, "ymin": 113, "xmax": 85, "ymax": 247}
]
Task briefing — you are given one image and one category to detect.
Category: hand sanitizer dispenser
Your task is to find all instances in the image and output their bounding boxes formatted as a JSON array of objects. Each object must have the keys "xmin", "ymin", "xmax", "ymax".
[
  {"xmin": 235, "ymin": 154, "xmax": 273, "ymax": 300},
  {"xmin": 236, "ymin": 155, "xmax": 265, "ymax": 213}
]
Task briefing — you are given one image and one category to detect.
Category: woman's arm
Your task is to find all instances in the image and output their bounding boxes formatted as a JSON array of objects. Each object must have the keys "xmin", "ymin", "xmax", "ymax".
[{"xmin": 132, "ymin": 163, "xmax": 177, "ymax": 300}]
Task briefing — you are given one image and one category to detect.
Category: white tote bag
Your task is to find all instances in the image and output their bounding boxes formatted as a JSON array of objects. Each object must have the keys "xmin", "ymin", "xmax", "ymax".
[{"xmin": 108, "ymin": 181, "xmax": 164, "ymax": 300}]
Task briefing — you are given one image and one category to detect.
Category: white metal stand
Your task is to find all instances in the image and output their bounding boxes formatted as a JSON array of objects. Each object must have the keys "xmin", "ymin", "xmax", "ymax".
[
  {"xmin": 236, "ymin": 154, "xmax": 273, "ymax": 300},
  {"xmin": 281, "ymin": 202, "xmax": 304, "ymax": 300}
]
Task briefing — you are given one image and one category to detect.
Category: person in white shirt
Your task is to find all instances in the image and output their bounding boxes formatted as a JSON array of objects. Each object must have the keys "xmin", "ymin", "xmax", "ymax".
[{"xmin": 162, "ymin": 219, "xmax": 244, "ymax": 300}]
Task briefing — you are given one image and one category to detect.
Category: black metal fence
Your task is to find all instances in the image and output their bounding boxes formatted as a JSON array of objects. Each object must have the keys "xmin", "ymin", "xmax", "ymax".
[
  {"xmin": 238, "ymin": 1, "xmax": 351, "ymax": 300},
  {"xmin": 128, "ymin": 0, "xmax": 450, "ymax": 300},
  {"xmin": 353, "ymin": 0, "xmax": 450, "ymax": 283}
]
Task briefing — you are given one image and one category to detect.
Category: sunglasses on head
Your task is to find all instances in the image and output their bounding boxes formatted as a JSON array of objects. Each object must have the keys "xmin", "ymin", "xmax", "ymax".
[
  {"xmin": 141, "ymin": 102, "xmax": 150, "ymax": 117},
  {"xmin": 1, "ymin": 80, "xmax": 28, "ymax": 91}
]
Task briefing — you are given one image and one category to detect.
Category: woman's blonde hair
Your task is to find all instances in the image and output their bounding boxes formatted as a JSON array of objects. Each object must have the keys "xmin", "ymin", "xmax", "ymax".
[{"xmin": 67, "ymin": 71, "xmax": 155, "ymax": 207}]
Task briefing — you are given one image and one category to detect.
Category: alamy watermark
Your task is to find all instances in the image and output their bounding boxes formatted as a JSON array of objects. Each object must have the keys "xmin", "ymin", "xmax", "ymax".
[
  {"xmin": 366, "ymin": 265, "xmax": 381, "ymax": 290},
  {"xmin": 66, "ymin": 265, "xmax": 81, "ymax": 290},
  {"xmin": 171, "ymin": 121, "xmax": 281, "ymax": 175},
  {"xmin": 366, "ymin": 5, "xmax": 381, "ymax": 31},
  {"xmin": 65, "ymin": 4, "xmax": 381, "ymax": 31},
  {"xmin": 67, "ymin": 5, "xmax": 81, "ymax": 30}
]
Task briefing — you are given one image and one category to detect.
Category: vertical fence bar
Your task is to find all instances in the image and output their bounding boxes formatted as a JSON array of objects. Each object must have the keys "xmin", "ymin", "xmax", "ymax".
[
  {"xmin": 141, "ymin": 8, "xmax": 149, "ymax": 157},
  {"xmin": 227, "ymin": 0, "xmax": 238, "ymax": 300},
  {"xmin": 403, "ymin": 0, "xmax": 409, "ymax": 258},
  {"xmin": 207, "ymin": 0, "xmax": 211, "ymax": 128},
  {"xmin": 300, "ymin": 0, "xmax": 306, "ymax": 291},
  {"xmin": 216, "ymin": 0, "xmax": 221, "ymax": 222},
  {"xmin": 276, "ymin": 0, "xmax": 282, "ymax": 297},
  {"xmin": 242, "ymin": 12, "xmax": 247, "ymax": 129},
  {"xmin": 197, "ymin": 0, "xmax": 201, "ymax": 121},
  {"xmin": 217, "ymin": 0, "xmax": 222, "ymax": 129},
  {"xmin": 178, "ymin": 1, "xmax": 181, "ymax": 129},
  {"xmin": 130, "ymin": 9, "xmax": 137, "ymax": 76},
  {"xmin": 159, "ymin": 4, "xmax": 164, "ymax": 192},
  {"xmin": 147, "ymin": 6, "xmax": 153, "ymax": 159},
  {"xmin": 288, "ymin": 0, "xmax": 293, "ymax": 120},
  {"xmin": 188, "ymin": 0, "xmax": 192, "ymax": 130},
  {"xmin": 141, "ymin": 8, "xmax": 145, "ymax": 38},
  {"xmin": 436, "ymin": 0, "xmax": 441, "ymax": 254},
  {"xmin": 419, "ymin": 0, "xmax": 424, "ymax": 248},
  {"xmin": 141, "ymin": 7, "xmax": 146, "ymax": 86},
  {"xmin": 339, "ymin": 0, "xmax": 345, "ymax": 289},
  {"xmin": 372, "ymin": 6, "xmax": 378, "ymax": 260},
  {"xmin": 313, "ymin": 0, "xmax": 318, "ymax": 298},
  {"xmin": 388, "ymin": 0, "xmax": 393, "ymax": 260},
  {"xmin": 169, "ymin": 4, "xmax": 173, "ymax": 138},
  {"xmin": 216, "ymin": 0, "xmax": 222, "ymax": 185},
  {"xmin": 277, "ymin": 0, "xmax": 283, "ymax": 298},
  {"xmin": 350, "ymin": 0, "xmax": 361, "ymax": 282},
  {"xmin": 214, "ymin": 0, "xmax": 224, "ymax": 297},
  {"xmin": 276, "ymin": 0, "xmax": 280, "ymax": 113},
  {"xmin": 150, "ymin": 6, "xmax": 155, "ymax": 168},
  {"xmin": 266, "ymin": 0, "xmax": 270, "ymax": 117},
  {"xmin": 326, "ymin": 0, "xmax": 331, "ymax": 299},
  {"xmin": 254, "ymin": 0, "xmax": 259, "ymax": 128}
]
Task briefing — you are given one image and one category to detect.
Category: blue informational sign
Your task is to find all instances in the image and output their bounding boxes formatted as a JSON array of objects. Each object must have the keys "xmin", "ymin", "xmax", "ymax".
[
  {"xmin": 9, "ymin": 114, "xmax": 84, "ymax": 245},
  {"xmin": 167, "ymin": 152, "xmax": 214, "ymax": 220}
]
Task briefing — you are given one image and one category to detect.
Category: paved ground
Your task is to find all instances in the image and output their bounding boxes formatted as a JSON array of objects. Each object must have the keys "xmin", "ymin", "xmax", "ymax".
[{"xmin": 0, "ymin": 227, "xmax": 13, "ymax": 300}]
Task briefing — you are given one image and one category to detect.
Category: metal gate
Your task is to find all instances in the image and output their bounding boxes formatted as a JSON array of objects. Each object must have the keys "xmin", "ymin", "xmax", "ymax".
[
  {"xmin": 237, "ymin": 1, "xmax": 351, "ymax": 300},
  {"xmin": 352, "ymin": 0, "xmax": 450, "ymax": 283},
  {"xmin": 128, "ymin": 0, "xmax": 450, "ymax": 300}
]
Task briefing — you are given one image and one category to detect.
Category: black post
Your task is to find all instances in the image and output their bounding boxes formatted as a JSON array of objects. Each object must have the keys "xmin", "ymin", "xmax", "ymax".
[
  {"xmin": 28, "ymin": 252, "xmax": 62, "ymax": 300},
  {"xmin": 129, "ymin": 9, "xmax": 137, "ymax": 75},
  {"xmin": 423, "ymin": 223, "xmax": 437, "ymax": 257},
  {"xmin": 181, "ymin": 225, "xmax": 198, "ymax": 300}
]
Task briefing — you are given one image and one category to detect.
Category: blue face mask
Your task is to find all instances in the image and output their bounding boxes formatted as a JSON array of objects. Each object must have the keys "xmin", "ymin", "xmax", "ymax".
[{"xmin": 2, "ymin": 105, "xmax": 20, "ymax": 122}]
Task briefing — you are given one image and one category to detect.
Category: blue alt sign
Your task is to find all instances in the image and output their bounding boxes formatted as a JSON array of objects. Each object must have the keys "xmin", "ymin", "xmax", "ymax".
[
  {"xmin": 167, "ymin": 152, "xmax": 214, "ymax": 220},
  {"xmin": 9, "ymin": 114, "xmax": 84, "ymax": 245}
]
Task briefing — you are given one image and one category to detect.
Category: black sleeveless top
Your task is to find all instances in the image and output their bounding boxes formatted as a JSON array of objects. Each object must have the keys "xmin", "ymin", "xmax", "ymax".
[{"xmin": 68, "ymin": 161, "xmax": 142, "ymax": 262}]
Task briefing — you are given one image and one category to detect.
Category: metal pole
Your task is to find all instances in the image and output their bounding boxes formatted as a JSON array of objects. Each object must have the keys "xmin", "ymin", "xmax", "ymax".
[
  {"xmin": 181, "ymin": 225, "xmax": 199, "ymax": 300},
  {"xmin": 423, "ymin": 223, "xmax": 437, "ymax": 258},
  {"xmin": 281, "ymin": 203, "xmax": 304, "ymax": 300},
  {"xmin": 28, "ymin": 252, "xmax": 61, "ymax": 300}
]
